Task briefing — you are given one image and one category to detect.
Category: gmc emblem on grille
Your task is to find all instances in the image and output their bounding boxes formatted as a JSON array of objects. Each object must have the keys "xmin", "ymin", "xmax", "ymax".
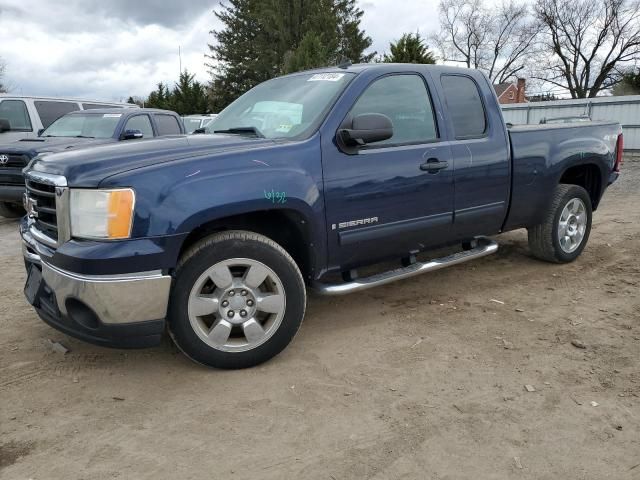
[{"xmin": 0, "ymin": 154, "xmax": 8, "ymax": 165}]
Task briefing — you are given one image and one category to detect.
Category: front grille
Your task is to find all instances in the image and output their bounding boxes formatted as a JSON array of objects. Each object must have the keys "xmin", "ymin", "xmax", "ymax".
[
  {"xmin": 0, "ymin": 153, "xmax": 30, "ymax": 169},
  {"xmin": 26, "ymin": 178, "xmax": 58, "ymax": 241}
]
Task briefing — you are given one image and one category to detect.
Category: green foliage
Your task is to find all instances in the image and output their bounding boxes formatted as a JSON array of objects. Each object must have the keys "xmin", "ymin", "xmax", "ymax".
[
  {"xmin": 613, "ymin": 70, "xmax": 640, "ymax": 96},
  {"xmin": 206, "ymin": 0, "xmax": 373, "ymax": 111},
  {"xmin": 144, "ymin": 70, "xmax": 209, "ymax": 115},
  {"xmin": 383, "ymin": 33, "xmax": 436, "ymax": 64},
  {"xmin": 146, "ymin": 82, "xmax": 172, "ymax": 110},
  {"xmin": 126, "ymin": 96, "xmax": 144, "ymax": 107},
  {"xmin": 283, "ymin": 32, "xmax": 330, "ymax": 74},
  {"xmin": 171, "ymin": 70, "xmax": 209, "ymax": 115}
]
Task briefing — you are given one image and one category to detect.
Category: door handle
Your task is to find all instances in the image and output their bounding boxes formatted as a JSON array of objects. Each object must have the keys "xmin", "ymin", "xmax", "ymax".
[{"xmin": 420, "ymin": 158, "xmax": 449, "ymax": 173}]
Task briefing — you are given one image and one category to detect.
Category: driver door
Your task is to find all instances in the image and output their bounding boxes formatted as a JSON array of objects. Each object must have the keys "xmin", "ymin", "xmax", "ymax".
[{"xmin": 321, "ymin": 73, "xmax": 455, "ymax": 270}]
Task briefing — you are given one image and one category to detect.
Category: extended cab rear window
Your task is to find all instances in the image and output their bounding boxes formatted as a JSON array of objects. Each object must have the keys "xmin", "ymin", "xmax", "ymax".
[
  {"xmin": 440, "ymin": 75, "xmax": 487, "ymax": 139},
  {"xmin": 155, "ymin": 115, "xmax": 182, "ymax": 135}
]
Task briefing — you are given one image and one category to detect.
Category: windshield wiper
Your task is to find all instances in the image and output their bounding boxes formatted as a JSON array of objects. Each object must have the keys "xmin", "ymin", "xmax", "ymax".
[
  {"xmin": 213, "ymin": 126, "xmax": 265, "ymax": 138},
  {"xmin": 74, "ymin": 135, "xmax": 95, "ymax": 138}
]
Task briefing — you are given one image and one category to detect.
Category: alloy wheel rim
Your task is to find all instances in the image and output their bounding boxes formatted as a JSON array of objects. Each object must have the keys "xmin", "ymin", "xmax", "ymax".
[
  {"xmin": 558, "ymin": 198, "xmax": 587, "ymax": 253},
  {"xmin": 188, "ymin": 258, "xmax": 286, "ymax": 352}
]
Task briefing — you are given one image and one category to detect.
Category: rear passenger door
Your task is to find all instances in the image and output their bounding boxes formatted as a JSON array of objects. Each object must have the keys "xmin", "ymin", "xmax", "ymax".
[
  {"xmin": 438, "ymin": 74, "xmax": 510, "ymax": 240},
  {"xmin": 322, "ymin": 73, "xmax": 454, "ymax": 269}
]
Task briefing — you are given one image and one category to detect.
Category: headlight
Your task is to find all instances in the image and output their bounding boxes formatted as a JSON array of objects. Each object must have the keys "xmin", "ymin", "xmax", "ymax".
[{"xmin": 69, "ymin": 189, "xmax": 135, "ymax": 239}]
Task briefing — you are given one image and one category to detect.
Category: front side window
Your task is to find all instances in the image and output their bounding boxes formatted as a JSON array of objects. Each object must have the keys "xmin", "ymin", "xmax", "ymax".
[
  {"xmin": 34, "ymin": 101, "xmax": 79, "ymax": 128},
  {"xmin": 205, "ymin": 72, "xmax": 355, "ymax": 139},
  {"xmin": 41, "ymin": 113, "xmax": 122, "ymax": 139},
  {"xmin": 124, "ymin": 115, "xmax": 154, "ymax": 138},
  {"xmin": 441, "ymin": 75, "xmax": 487, "ymax": 139},
  {"xmin": 349, "ymin": 74, "xmax": 438, "ymax": 146},
  {"xmin": 0, "ymin": 99, "xmax": 32, "ymax": 131},
  {"xmin": 155, "ymin": 115, "xmax": 182, "ymax": 136}
]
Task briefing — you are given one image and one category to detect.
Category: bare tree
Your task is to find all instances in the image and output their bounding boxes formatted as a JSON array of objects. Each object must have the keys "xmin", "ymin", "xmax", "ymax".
[
  {"xmin": 434, "ymin": 0, "xmax": 541, "ymax": 83},
  {"xmin": 534, "ymin": 0, "xmax": 640, "ymax": 98},
  {"xmin": 0, "ymin": 58, "xmax": 7, "ymax": 94}
]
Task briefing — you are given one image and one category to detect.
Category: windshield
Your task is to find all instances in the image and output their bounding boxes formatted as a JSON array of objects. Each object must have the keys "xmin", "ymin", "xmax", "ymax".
[
  {"xmin": 41, "ymin": 113, "xmax": 122, "ymax": 138},
  {"xmin": 205, "ymin": 72, "xmax": 355, "ymax": 139}
]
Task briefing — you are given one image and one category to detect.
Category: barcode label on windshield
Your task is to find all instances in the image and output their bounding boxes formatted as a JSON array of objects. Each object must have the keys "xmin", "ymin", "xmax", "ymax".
[
  {"xmin": 308, "ymin": 73, "xmax": 345, "ymax": 82},
  {"xmin": 103, "ymin": 114, "xmax": 122, "ymax": 118}
]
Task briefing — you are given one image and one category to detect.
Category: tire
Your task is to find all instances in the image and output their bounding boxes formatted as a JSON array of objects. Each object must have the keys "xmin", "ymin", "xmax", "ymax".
[
  {"xmin": 0, "ymin": 201, "xmax": 25, "ymax": 219},
  {"xmin": 527, "ymin": 184, "xmax": 592, "ymax": 263},
  {"xmin": 168, "ymin": 230, "xmax": 306, "ymax": 369}
]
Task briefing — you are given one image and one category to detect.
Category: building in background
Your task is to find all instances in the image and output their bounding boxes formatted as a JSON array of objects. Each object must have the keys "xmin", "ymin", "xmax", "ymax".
[{"xmin": 494, "ymin": 78, "xmax": 527, "ymax": 104}]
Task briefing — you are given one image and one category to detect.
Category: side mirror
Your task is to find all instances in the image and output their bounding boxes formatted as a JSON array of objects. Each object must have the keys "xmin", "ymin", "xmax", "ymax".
[
  {"xmin": 192, "ymin": 127, "xmax": 206, "ymax": 134},
  {"xmin": 120, "ymin": 129, "xmax": 144, "ymax": 140},
  {"xmin": 37, "ymin": 128, "xmax": 45, "ymax": 136},
  {"xmin": 338, "ymin": 113, "xmax": 393, "ymax": 151},
  {"xmin": 0, "ymin": 118, "xmax": 10, "ymax": 133}
]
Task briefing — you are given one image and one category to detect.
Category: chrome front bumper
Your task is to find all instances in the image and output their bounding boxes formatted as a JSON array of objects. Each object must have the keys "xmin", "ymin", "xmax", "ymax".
[{"xmin": 22, "ymin": 229, "xmax": 172, "ymax": 325}]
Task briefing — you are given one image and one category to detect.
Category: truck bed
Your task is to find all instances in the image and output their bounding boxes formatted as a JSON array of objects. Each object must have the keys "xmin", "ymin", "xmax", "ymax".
[{"xmin": 503, "ymin": 121, "xmax": 621, "ymax": 231}]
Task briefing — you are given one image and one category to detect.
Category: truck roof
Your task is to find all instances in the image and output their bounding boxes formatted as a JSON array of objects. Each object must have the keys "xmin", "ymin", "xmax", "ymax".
[
  {"xmin": 0, "ymin": 93, "xmax": 136, "ymax": 106},
  {"xmin": 287, "ymin": 63, "xmax": 481, "ymax": 77},
  {"xmin": 66, "ymin": 107, "xmax": 177, "ymax": 115}
]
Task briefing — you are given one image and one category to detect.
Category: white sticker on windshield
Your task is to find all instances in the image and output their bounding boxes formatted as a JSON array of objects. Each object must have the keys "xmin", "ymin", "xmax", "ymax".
[
  {"xmin": 103, "ymin": 114, "xmax": 122, "ymax": 118},
  {"xmin": 308, "ymin": 73, "xmax": 345, "ymax": 82}
]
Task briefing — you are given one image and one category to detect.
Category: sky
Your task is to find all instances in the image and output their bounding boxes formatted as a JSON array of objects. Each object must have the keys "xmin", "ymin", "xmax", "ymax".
[{"xmin": 0, "ymin": 0, "xmax": 441, "ymax": 102}]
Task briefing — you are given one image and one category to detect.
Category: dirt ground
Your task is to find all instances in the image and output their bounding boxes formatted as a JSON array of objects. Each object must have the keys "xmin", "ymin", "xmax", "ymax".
[{"xmin": 1, "ymin": 158, "xmax": 639, "ymax": 480}]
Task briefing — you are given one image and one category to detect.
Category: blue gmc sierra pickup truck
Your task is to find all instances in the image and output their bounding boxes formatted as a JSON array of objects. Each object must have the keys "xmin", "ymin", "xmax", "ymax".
[{"xmin": 20, "ymin": 64, "xmax": 623, "ymax": 369}]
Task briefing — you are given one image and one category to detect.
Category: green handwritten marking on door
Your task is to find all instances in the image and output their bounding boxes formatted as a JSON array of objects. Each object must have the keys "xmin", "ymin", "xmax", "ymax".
[{"xmin": 264, "ymin": 189, "xmax": 287, "ymax": 204}]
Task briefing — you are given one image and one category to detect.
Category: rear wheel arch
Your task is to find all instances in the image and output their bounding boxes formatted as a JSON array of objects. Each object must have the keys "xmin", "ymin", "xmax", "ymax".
[{"xmin": 558, "ymin": 163, "xmax": 603, "ymax": 210}]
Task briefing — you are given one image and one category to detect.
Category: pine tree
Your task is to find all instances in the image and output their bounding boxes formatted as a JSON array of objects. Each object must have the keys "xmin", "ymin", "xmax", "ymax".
[
  {"xmin": 206, "ymin": 0, "xmax": 373, "ymax": 110},
  {"xmin": 283, "ymin": 32, "xmax": 330, "ymax": 74},
  {"xmin": 335, "ymin": 0, "xmax": 376, "ymax": 63},
  {"xmin": 206, "ymin": 0, "xmax": 273, "ymax": 112},
  {"xmin": 171, "ymin": 70, "xmax": 209, "ymax": 115},
  {"xmin": 146, "ymin": 83, "xmax": 172, "ymax": 110},
  {"xmin": 383, "ymin": 33, "xmax": 436, "ymax": 64},
  {"xmin": 613, "ymin": 70, "xmax": 640, "ymax": 96}
]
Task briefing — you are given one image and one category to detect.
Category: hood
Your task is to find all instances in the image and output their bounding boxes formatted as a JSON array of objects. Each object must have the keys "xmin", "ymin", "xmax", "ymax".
[
  {"xmin": 29, "ymin": 134, "xmax": 277, "ymax": 186},
  {"xmin": 0, "ymin": 136, "xmax": 115, "ymax": 158}
]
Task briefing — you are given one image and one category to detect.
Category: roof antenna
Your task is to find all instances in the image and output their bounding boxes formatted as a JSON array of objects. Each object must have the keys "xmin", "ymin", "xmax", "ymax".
[{"xmin": 337, "ymin": 57, "xmax": 352, "ymax": 69}]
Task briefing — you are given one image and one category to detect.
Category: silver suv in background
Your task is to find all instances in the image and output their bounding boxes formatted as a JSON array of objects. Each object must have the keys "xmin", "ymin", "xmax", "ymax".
[
  {"xmin": 182, "ymin": 114, "xmax": 217, "ymax": 133},
  {"xmin": 0, "ymin": 95, "xmax": 137, "ymax": 143}
]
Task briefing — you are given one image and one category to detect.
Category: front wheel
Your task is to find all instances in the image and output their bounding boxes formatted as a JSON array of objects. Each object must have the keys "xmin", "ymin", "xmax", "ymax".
[
  {"xmin": 528, "ymin": 184, "xmax": 592, "ymax": 263},
  {"xmin": 168, "ymin": 231, "xmax": 306, "ymax": 369}
]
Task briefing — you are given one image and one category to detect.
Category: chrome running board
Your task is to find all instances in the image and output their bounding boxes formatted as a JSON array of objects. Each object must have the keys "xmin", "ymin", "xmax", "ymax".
[{"xmin": 313, "ymin": 237, "xmax": 498, "ymax": 296}]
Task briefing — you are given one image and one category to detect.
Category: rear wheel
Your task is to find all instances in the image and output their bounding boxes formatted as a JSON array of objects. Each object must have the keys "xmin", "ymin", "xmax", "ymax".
[
  {"xmin": 0, "ymin": 201, "xmax": 24, "ymax": 218},
  {"xmin": 168, "ymin": 231, "xmax": 306, "ymax": 369},
  {"xmin": 528, "ymin": 184, "xmax": 592, "ymax": 263}
]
